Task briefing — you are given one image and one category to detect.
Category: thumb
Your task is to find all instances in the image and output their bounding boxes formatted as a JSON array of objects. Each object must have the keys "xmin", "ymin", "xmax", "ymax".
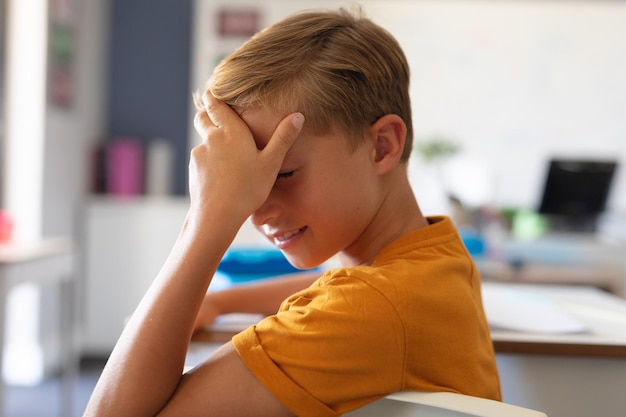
[{"xmin": 262, "ymin": 113, "xmax": 305, "ymax": 164}]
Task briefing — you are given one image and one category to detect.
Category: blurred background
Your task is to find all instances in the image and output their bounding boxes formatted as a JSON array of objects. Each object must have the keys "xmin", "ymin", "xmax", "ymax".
[{"xmin": 0, "ymin": 0, "xmax": 625, "ymax": 416}]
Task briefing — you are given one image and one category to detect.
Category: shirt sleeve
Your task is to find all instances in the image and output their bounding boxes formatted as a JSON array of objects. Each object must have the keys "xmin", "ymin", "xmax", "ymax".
[{"xmin": 232, "ymin": 272, "xmax": 407, "ymax": 417}]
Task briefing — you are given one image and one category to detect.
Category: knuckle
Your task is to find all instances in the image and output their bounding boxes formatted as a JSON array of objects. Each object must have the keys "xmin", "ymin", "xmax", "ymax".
[
  {"xmin": 280, "ymin": 133, "xmax": 294, "ymax": 148},
  {"xmin": 190, "ymin": 144, "xmax": 203, "ymax": 159},
  {"xmin": 193, "ymin": 111, "xmax": 203, "ymax": 128}
]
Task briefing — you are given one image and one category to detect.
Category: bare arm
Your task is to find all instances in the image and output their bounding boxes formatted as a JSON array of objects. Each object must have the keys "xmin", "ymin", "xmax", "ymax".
[
  {"xmin": 194, "ymin": 271, "xmax": 320, "ymax": 331},
  {"xmin": 83, "ymin": 93, "xmax": 305, "ymax": 417}
]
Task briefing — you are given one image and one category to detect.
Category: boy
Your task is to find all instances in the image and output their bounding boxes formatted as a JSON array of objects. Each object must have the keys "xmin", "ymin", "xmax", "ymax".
[{"xmin": 84, "ymin": 8, "xmax": 500, "ymax": 417}]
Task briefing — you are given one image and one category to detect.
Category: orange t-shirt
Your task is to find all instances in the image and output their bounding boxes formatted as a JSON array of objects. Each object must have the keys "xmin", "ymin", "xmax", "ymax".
[{"xmin": 232, "ymin": 216, "xmax": 501, "ymax": 416}]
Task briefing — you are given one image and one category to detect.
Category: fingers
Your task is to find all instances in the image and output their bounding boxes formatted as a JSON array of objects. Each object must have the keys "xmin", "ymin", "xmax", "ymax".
[
  {"xmin": 193, "ymin": 91, "xmax": 222, "ymax": 135},
  {"xmin": 193, "ymin": 108, "xmax": 211, "ymax": 139},
  {"xmin": 193, "ymin": 88, "xmax": 305, "ymax": 169},
  {"xmin": 193, "ymin": 91, "xmax": 238, "ymax": 143},
  {"xmin": 263, "ymin": 113, "xmax": 305, "ymax": 166},
  {"xmin": 200, "ymin": 91, "xmax": 227, "ymax": 128}
]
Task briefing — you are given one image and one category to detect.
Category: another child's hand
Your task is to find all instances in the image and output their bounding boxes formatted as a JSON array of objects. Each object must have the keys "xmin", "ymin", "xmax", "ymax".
[
  {"xmin": 191, "ymin": 92, "xmax": 304, "ymax": 223},
  {"xmin": 193, "ymin": 292, "xmax": 221, "ymax": 333}
]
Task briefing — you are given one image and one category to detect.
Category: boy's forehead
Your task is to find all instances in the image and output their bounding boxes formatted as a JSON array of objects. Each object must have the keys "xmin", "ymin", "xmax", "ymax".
[
  {"xmin": 236, "ymin": 105, "xmax": 348, "ymax": 151},
  {"xmin": 237, "ymin": 106, "xmax": 283, "ymax": 148}
]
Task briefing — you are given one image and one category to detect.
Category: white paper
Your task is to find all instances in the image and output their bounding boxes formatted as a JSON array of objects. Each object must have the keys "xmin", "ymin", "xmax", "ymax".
[
  {"xmin": 482, "ymin": 284, "xmax": 590, "ymax": 334},
  {"xmin": 205, "ymin": 313, "xmax": 264, "ymax": 333}
]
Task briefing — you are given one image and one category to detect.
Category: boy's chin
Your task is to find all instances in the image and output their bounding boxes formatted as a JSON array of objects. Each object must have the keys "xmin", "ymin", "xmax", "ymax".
[{"xmin": 282, "ymin": 252, "xmax": 326, "ymax": 271}]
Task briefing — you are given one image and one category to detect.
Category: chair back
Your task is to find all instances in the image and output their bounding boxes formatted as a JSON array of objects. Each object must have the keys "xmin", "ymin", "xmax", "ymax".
[{"xmin": 344, "ymin": 392, "xmax": 547, "ymax": 417}]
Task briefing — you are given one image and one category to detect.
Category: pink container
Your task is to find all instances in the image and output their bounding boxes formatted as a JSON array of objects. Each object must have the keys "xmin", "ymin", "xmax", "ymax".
[{"xmin": 106, "ymin": 137, "xmax": 144, "ymax": 196}]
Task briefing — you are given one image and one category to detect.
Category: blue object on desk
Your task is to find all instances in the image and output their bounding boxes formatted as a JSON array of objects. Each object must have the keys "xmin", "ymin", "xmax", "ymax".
[
  {"xmin": 458, "ymin": 229, "xmax": 486, "ymax": 257},
  {"xmin": 218, "ymin": 248, "xmax": 312, "ymax": 283}
]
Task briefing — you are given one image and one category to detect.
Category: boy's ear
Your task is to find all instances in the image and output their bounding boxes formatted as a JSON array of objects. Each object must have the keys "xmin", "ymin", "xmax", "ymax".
[{"xmin": 369, "ymin": 114, "xmax": 407, "ymax": 174}]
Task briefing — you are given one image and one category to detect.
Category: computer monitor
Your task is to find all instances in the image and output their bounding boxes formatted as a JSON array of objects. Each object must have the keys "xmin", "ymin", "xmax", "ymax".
[{"xmin": 538, "ymin": 158, "xmax": 618, "ymax": 232}]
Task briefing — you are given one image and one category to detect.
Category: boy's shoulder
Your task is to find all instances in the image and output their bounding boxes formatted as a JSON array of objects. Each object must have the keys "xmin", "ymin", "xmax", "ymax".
[
  {"xmin": 308, "ymin": 217, "xmax": 472, "ymax": 294},
  {"xmin": 373, "ymin": 216, "xmax": 464, "ymax": 262},
  {"xmin": 315, "ymin": 217, "xmax": 465, "ymax": 284}
]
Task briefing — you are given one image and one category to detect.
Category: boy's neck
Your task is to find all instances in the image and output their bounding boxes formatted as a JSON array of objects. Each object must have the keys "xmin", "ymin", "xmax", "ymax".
[{"xmin": 338, "ymin": 174, "xmax": 428, "ymax": 267}]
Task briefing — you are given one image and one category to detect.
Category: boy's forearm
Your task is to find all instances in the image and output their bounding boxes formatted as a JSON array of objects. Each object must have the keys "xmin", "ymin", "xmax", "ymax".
[
  {"xmin": 84, "ymin": 212, "xmax": 241, "ymax": 416},
  {"xmin": 207, "ymin": 272, "xmax": 320, "ymax": 318}
]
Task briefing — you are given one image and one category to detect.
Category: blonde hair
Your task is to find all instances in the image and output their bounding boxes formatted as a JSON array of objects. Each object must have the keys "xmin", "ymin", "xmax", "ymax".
[{"xmin": 204, "ymin": 8, "xmax": 413, "ymax": 160}]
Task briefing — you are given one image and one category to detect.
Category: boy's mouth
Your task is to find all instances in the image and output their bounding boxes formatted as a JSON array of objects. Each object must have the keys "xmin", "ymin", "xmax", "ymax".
[{"xmin": 270, "ymin": 227, "xmax": 307, "ymax": 247}]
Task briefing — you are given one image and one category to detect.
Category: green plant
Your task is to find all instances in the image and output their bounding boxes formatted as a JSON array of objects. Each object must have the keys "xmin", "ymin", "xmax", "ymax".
[{"xmin": 414, "ymin": 137, "xmax": 460, "ymax": 162}]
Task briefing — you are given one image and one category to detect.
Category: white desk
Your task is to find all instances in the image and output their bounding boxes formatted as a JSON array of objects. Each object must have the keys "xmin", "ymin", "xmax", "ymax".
[
  {"xmin": 485, "ymin": 283, "xmax": 626, "ymax": 417},
  {"xmin": 487, "ymin": 283, "xmax": 626, "ymax": 357},
  {"xmin": 0, "ymin": 239, "xmax": 75, "ymax": 417}
]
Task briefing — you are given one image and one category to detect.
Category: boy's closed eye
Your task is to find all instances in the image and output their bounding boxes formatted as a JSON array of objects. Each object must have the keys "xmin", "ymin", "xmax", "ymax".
[{"xmin": 277, "ymin": 171, "xmax": 295, "ymax": 179}]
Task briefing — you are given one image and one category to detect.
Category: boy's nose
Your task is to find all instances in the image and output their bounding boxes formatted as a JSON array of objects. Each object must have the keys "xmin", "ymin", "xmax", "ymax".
[{"xmin": 250, "ymin": 195, "xmax": 280, "ymax": 227}]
